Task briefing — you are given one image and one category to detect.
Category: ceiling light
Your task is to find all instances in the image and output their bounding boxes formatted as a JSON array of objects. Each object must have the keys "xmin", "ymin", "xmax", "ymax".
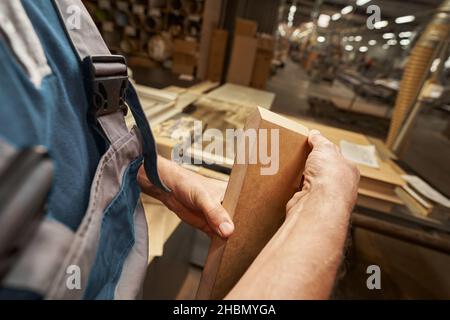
[
  {"xmin": 355, "ymin": 36, "xmax": 362, "ymax": 42},
  {"xmin": 382, "ymin": 44, "xmax": 389, "ymax": 50},
  {"xmin": 368, "ymin": 39, "xmax": 377, "ymax": 46},
  {"xmin": 387, "ymin": 39, "xmax": 397, "ymax": 45},
  {"xmin": 341, "ymin": 5, "xmax": 353, "ymax": 15},
  {"xmin": 345, "ymin": 45, "xmax": 354, "ymax": 51},
  {"xmin": 317, "ymin": 36, "xmax": 326, "ymax": 43},
  {"xmin": 400, "ymin": 39, "xmax": 410, "ymax": 46},
  {"xmin": 318, "ymin": 14, "xmax": 331, "ymax": 28},
  {"xmin": 430, "ymin": 58, "xmax": 440, "ymax": 72},
  {"xmin": 399, "ymin": 31, "xmax": 412, "ymax": 38},
  {"xmin": 359, "ymin": 46, "xmax": 368, "ymax": 52},
  {"xmin": 444, "ymin": 56, "xmax": 450, "ymax": 69},
  {"xmin": 356, "ymin": 0, "xmax": 371, "ymax": 5},
  {"xmin": 383, "ymin": 33, "xmax": 395, "ymax": 39},
  {"xmin": 332, "ymin": 13, "xmax": 342, "ymax": 21},
  {"xmin": 395, "ymin": 15, "xmax": 415, "ymax": 24},
  {"xmin": 374, "ymin": 20, "xmax": 388, "ymax": 29},
  {"xmin": 287, "ymin": 21, "xmax": 293, "ymax": 27},
  {"xmin": 289, "ymin": 5, "xmax": 297, "ymax": 13},
  {"xmin": 348, "ymin": 36, "xmax": 355, "ymax": 41},
  {"xmin": 343, "ymin": 36, "xmax": 348, "ymax": 41}
]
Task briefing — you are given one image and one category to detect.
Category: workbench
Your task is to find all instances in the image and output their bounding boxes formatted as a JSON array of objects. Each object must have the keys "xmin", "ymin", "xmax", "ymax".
[{"xmin": 133, "ymin": 82, "xmax": 450, "ymax": 292}]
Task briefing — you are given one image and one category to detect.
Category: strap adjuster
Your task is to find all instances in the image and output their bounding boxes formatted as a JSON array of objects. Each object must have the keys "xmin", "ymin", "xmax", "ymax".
[{"xmin": 84, "ymin": 55, "xmax": 128, "ymax": 117}]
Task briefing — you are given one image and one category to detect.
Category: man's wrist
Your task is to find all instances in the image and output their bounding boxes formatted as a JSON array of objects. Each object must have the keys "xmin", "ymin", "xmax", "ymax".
[{"xmin": 290, "ymin": 185, "xmax": 354, "ymax": 221}]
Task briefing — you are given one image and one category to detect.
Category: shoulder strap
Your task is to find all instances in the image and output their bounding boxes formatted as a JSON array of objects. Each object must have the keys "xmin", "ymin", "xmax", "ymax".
[{"xmin": 52, "ymin": 0, "xmax": 169, "ymax": 192}]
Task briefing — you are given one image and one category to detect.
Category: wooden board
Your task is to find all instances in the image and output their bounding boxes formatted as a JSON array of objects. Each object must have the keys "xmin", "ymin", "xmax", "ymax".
[
  {"xmin": 206, "ymin": 29, "xmax": 228, "ymax": 82},
  {"xmin": 197, "ymin": 0, "xmax": 223, "ymax": 80},
  {"xmin": 226, "ymin": 36, "xmax": 258, "ymax": 86},
  {"xmin": 205, "ymin": 83, "xmax": 276, "ymax": 110},
  {"xmin": 285, "ymin": 117, "xmax": 405, "ymax": 188},
  {"xmin": 196, "ymin": 107, "xmax": 311, "ymax": 300},
  {"xmin": 283, "ymin": 116, "xmax": 405, "ymax": 211}
]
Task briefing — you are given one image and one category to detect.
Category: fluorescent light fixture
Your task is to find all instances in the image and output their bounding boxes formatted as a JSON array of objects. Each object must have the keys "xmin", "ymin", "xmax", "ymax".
[
  {"xmin": 345, "ymin": 45, "xmax": 354, "ymax": 51},
  {"xmin": 332, "ymin": 13, "xmax": 342, "ymax": 21},
  {"xmin": 374, "ymin": 20, "xmax": 388, "ymax": 29},
  {"xmin": 383, "ymin": 33, "xmax": 395, "ymax": 39},
  {"xmin": 290, "ymin": 5, "xmax": 297, "ymax": 13},
  {"xmin": 359, "ymin": 46, "xmax": 368, "ymax": 52},
  {"xmin": 318, "ymin": 14, "xmax": 331, "ymax": 28},
  {"xmin": 317, "ymin": 36, "xmax": 326, "ymax": 43},
  {"xmin": 355, "ymin": 35, "xmax": 362, "ymax": 42},
  {"xmin": 387, "ymin": 39, "xmax": 397, "ymax": 45},
  {"xmin": 399, "ymin": 31, "xmax": 412, "ymax": 38},
  {"xmin": 348, "ymin": 36, "xmax": 355, "ymax": 41},
  {"xmin": 400, "ymin": 39, "xmax": 410, "ymax": 46},
  {"xmin": 395, "ymin": 15, "xmax": 415, "ymax": 24},
  {"xmin": 430, "ymin": 58, "xmax": 440, "ymax": 72},
  {"xmin": 356, "ymin": 0, "xmax": 371, "ymax": 5},
  {"xmin": 341, "ymin": 5, "xmax": 353, "ymax": 15},
  {"xmin": 382, "ymin": 44, "xmax": 390, "ymax": 50},
  {"xmin": 444, "ymin": 56, "xmax": 450, "ymax": 69},
  {"xmin": 368, "ymin": 39, "xmax": 377, "ymax": 46}
]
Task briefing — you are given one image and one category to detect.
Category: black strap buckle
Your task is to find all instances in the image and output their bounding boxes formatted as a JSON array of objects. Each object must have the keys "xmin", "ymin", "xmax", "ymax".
[{"xmin": 84, "ymin": 55, "xmax": 129, "ymax": 117}]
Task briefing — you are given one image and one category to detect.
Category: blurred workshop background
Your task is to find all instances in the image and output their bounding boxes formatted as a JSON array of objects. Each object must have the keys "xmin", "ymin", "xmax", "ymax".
[{"xmin": 82, "ymin": 0, "xmax": 450, "ymax": 299}]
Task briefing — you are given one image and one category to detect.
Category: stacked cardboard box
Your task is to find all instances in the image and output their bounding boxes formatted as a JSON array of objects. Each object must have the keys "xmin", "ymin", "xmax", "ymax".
[
  {"xmin": 234, "ymin": 18, "xmax": 258, "ymax": 36},
  {"xmin": 227, "ymin": 18, "xmax": 274, "ymax": 89},
  {"xmin": 172, "ymin": 39, "xmax": 198, "ymax": 75},
  {"xmin": 206, "ymin": 29, "xmax": 228, "ymax": 82},
  {"xmin": 251, "ymin": 35, "xmax": 275, "ymax": 89},
  {"xmin": 226, "ymin": 19, "xmax": 258, "ymax": 86}
]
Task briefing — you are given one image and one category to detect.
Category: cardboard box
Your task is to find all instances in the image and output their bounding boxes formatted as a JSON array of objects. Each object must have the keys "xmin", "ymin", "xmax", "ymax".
[
  {"xmin": 257, "ymin": 34, "xmax": 275, "ymax": 52},
  {"xmin": 173, "ymin": 53, "xmax": 197, "ymax": 65},
  {"xmin": 234, "ymin": 18, "xmax": 257, "ymax": 37},
  {"xmin": 173, "ymin": 39, "xmax": 198, "ymax": 55},
  {"xmin": 172, "ymin": 39, "xmax": 198, "ymax": 75},
  {"xmin": 226, "ymin": 35, "xmax": 258, "ymax": 86},
  {"xmin": 172, "ymin": 52, "xmax": 197, "ymax": 75},
  {"xmin": 251, "ymin": 50, "xmax": 273, "ymax": 89},
  {"xmin": 172, "ymin": 64, "xmax": 195, "ymax": 75},
  {"xmin": 206, "ymin": 29, "xmax": 228, "ymax": 82},
  {"xmin": 251, "ymin": 34, "xmax": 275, "ymax": 89}
]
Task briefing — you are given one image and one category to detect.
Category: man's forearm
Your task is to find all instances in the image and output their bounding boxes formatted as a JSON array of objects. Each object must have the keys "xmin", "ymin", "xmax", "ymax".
[{"xmin": 225, "ymin": 190, "xmax": 351, "ymax": 300}]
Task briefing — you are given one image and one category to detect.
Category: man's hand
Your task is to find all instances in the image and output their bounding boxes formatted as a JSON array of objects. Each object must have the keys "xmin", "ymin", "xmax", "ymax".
[
  {"xmin": 226, "ymin": 130, "xmax": 360, "ymax": 300},
  {"xmin": 138, "ymin": 156, "xmax": 234, "ymax": 238},
  {"xmin": 287, "ymin": 129, "xmax": 360, "ymax": 217}
]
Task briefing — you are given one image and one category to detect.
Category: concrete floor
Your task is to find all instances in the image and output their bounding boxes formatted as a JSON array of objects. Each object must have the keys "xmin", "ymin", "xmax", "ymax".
[{"xmin": 267, "ymin": 59, "xmax": 450, "ymax": 197}]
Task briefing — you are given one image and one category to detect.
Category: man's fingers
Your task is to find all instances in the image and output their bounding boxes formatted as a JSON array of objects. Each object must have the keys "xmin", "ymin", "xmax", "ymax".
[
  {"xmin": 308, "ymin": 130, "xmax": 337, "ymax": 151},
  {"xmin": 198, "ymin": 196, "xmax": 234, "ymax": 238},
  {"xmin": 308, "ymin": 129, "xmax": 330, "ymax": 147}
]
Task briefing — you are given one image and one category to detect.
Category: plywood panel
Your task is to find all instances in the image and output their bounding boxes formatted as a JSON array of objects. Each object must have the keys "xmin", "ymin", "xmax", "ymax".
[
  {"xmin": 226, "ymin": 36, "xmax": 258, "ymax": 86},
  {"xmin": 196, "ymin": 107, "xmax": 310, "ymax": 300},
  {"xmin": 206, "ymin": 83, "xmax": 275, "ymax": 109},
  {"xmin": 285, "ymin": 117, "xmax": 405, "ymax": 188}
]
